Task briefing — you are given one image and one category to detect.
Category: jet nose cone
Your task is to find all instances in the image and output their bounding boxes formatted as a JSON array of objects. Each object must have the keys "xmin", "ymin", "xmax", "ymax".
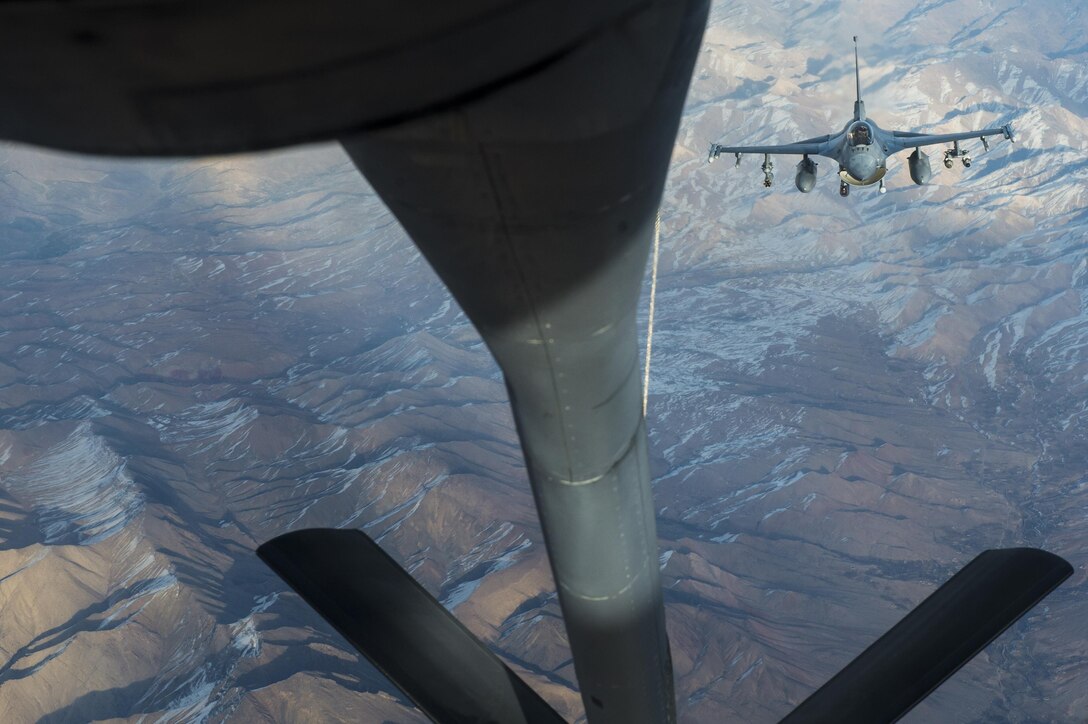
[{"xmin": 848, "ymin": 154, "xmax": 878, "ymax": 183}]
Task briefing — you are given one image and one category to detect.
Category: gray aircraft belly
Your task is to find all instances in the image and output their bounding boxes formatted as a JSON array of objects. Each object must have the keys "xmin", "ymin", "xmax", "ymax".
[{"xmin": 0, "ymin": 0, "xmax": 708, "ymax": 721}]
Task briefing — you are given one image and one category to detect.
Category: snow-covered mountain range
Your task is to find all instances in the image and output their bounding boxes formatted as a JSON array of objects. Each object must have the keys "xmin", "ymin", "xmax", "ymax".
[{"xmin": 0, "ymin": 1, "xmax": 1085, "ymax": 721}]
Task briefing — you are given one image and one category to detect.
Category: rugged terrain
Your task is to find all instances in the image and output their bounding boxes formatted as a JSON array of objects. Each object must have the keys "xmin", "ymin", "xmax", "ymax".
[{"xmin": 1, "ymin": 1, "xmax": 1086, "ymax": 722}]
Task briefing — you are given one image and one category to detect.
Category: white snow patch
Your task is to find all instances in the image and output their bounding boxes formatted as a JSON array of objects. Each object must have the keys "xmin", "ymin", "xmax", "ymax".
[{"xmin": 4, "ymin": 422, "xmax": 144, "ymax": 544}]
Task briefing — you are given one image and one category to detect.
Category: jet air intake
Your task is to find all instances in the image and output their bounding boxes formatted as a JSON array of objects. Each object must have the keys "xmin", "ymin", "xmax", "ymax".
[
  {"xmin": 795, "ymin": 156, "xmax": 817, "ymax": 193},
  {"xmin": 909, "ymin": 148, "xmax": 932, "ymax": 185}
]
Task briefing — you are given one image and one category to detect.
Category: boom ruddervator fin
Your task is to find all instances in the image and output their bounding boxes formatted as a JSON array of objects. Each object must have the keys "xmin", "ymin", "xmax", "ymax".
[
  {"xmin": 258, "ymin": 529, "xmax": 565, "ymax": 724},
  {"xmin": 781, "ymin": 547, "xmax": 1072, "ymax": 724},
  {"xmin": 259, "ymin": 531, "xmax": 1070, "ymax": 724}
]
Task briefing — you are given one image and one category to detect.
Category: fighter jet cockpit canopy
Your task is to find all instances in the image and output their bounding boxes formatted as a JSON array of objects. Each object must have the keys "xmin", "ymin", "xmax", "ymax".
[{"xmin": 849, "ymin": 121, "xmax": 873, "ymax": 146}]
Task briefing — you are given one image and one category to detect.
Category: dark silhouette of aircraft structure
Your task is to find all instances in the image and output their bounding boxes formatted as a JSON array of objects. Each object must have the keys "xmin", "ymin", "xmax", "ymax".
[
  {"xmin": 708, "ymin": 37, "xmax": 1015, "ymax": 196},
  {"xmin": 0, "ymin": 4, "xmax": 1070, "ymax": 723}
]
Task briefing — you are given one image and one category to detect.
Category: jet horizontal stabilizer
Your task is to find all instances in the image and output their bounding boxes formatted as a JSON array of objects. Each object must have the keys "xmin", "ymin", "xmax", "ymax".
[
  {"xmin": 258, "ymin": 528, "xmax": 566, "ymax": 724},
  {"xmin": 780, "ymin": 547, "xmax": 1072, "ymax": 724}
]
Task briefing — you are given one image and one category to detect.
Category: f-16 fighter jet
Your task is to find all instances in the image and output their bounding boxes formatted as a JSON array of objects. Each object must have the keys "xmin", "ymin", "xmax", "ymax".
[{"xmin": 708, "ymin": 36, "xmax": 1015, "ymax": 197}]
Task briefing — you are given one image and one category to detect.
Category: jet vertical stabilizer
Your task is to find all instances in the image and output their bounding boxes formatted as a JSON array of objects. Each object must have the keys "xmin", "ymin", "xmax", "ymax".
[{"xmin": 853, "ymin": 35, "xmax": 866, "ymax": 120}]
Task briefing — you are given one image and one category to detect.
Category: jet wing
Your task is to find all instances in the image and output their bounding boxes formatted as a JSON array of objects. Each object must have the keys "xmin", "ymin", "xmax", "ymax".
[
  {"xmin": 708, "ymin": 134, "xmax": 831, "ymax": 162},
  {"xmin": 888, "ymin": 123, "xmax": 1013, "ymax": 152}
]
